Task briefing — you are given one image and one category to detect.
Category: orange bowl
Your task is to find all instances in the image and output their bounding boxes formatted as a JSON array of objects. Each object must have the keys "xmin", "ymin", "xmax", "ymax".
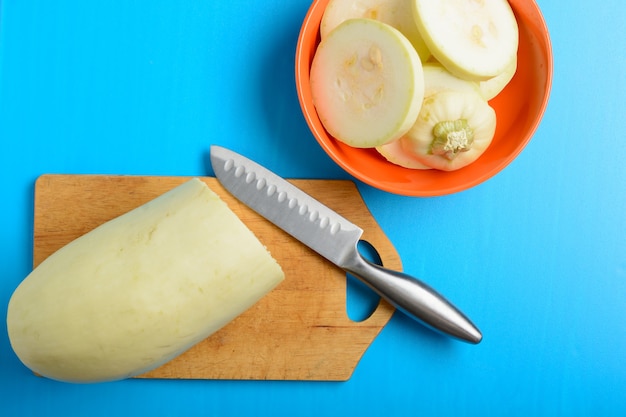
[{"xmin": 295, "ymin": 0, "xmax": 553, "ymax": 196}]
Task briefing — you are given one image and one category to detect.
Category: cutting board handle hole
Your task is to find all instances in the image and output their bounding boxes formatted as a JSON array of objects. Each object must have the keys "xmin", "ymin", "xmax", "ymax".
[{"xmin": 346, "ymin": 240, "xmax": 383, "ymax": 322}]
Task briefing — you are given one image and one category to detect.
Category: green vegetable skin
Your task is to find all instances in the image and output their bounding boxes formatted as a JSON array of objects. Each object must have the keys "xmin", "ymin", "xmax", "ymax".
[{"xmin": 6, "ymin": 179, "xmax": 284, "ymax": 383}]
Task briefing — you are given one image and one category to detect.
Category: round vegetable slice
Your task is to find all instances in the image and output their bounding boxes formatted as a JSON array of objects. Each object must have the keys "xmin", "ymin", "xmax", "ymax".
[
  {"xmin": 401, "ymin": 90, "xmax": 496, "ymax": 171},
  {"xmin": 479, "ymin": 56, "xmax": 517, "ymax": 100},
  {"xmin": 320, "ymin": 0, "xmax": 431, "ymax": 61},
  {"xmin": 376, "ymin": 139, "xmax": 432, "ymax": 169},
  {"xmin": 310, "ymin": 18, "xmax": 424, "ymax": 148},
  {"xmin": 412, "ymin": 0, "xmax": 519, "ymax": 81},
  {"xmin": 422, "ymin": 62, "xmax": 480, "ymax": 96}
]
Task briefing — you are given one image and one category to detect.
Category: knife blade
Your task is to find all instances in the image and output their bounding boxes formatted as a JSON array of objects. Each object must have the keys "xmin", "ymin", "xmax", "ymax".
[{"xmin": 210, "ymin": 145, "xmax": 482, "ymax": 344}]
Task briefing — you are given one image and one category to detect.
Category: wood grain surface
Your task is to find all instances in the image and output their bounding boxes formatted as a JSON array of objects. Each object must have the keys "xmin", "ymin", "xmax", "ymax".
[{"xmin": 32, "ymin": 174, "xmax": 401, "ymax": 381}]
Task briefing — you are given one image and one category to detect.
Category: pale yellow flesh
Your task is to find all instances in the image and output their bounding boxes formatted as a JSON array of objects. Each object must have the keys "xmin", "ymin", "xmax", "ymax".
[
  {"xmin": 7, "ymin": 178, "xmax": 284, "ymax": 383},
  {"xmin": 422, "ymin": 62, "xmax": 480, "ymax": 97},
  {"xmin": 321, "ymin": 0, "xmax": 431, "ymax": 61},
  {"xmin": 479, "ymin": 56, "xmax": 517, "ymax": 100},
  {"xmin": 376, "ymin": 139, "xmax": 431, "ymax": 169},
  {"xmin": 378, "ymin": 63, "xmax": 481, "ymax": 170},
  {"xmin": 412, "ymin": 0, "xmax": 519, "ymax": 81},
  {"xmin": 401, "ymin": 90, "xmax": 497, "ymax": 171},
  {"xmin": 311, "ymin": 18, "xmax": 424, "ymax": 148}
]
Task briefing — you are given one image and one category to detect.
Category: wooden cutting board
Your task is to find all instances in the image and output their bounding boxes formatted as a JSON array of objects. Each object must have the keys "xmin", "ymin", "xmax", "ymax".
[{"xmin": 33, "ymin": 174, "xmax": 401, "ymax": 381}]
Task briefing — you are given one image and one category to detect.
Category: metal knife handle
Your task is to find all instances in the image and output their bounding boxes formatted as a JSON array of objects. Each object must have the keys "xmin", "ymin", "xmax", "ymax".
[{"xmin": 344, "ymin": 247, "xmax": 482, "ymax": 344}]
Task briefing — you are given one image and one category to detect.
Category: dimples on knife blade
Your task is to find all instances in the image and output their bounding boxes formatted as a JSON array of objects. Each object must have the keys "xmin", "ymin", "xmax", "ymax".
[
  {"xmin": 210, "ymin": 145, "xmax": 482, "ymax": 344},
  {"xmin": 211, "ymin": 147, "xmax": 364, "ymax": 268}
]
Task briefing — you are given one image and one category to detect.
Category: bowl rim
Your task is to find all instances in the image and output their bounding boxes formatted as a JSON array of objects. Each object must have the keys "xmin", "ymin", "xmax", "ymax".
[{"xmin": 295, "ymin": 0, "xmax": 554, "ymax": 197}]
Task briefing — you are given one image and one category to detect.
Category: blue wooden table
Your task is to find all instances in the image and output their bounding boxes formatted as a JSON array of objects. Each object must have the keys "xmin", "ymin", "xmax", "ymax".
[{"xmin": 1, "ymin": 1, "xmax": 625, "ymax": 415}]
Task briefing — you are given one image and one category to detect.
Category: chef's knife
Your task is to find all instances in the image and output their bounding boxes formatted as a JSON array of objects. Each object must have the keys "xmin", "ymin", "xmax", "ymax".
[{"xmin": 210, "ymin": 145, "xmax": 482, "ymax": 344}]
